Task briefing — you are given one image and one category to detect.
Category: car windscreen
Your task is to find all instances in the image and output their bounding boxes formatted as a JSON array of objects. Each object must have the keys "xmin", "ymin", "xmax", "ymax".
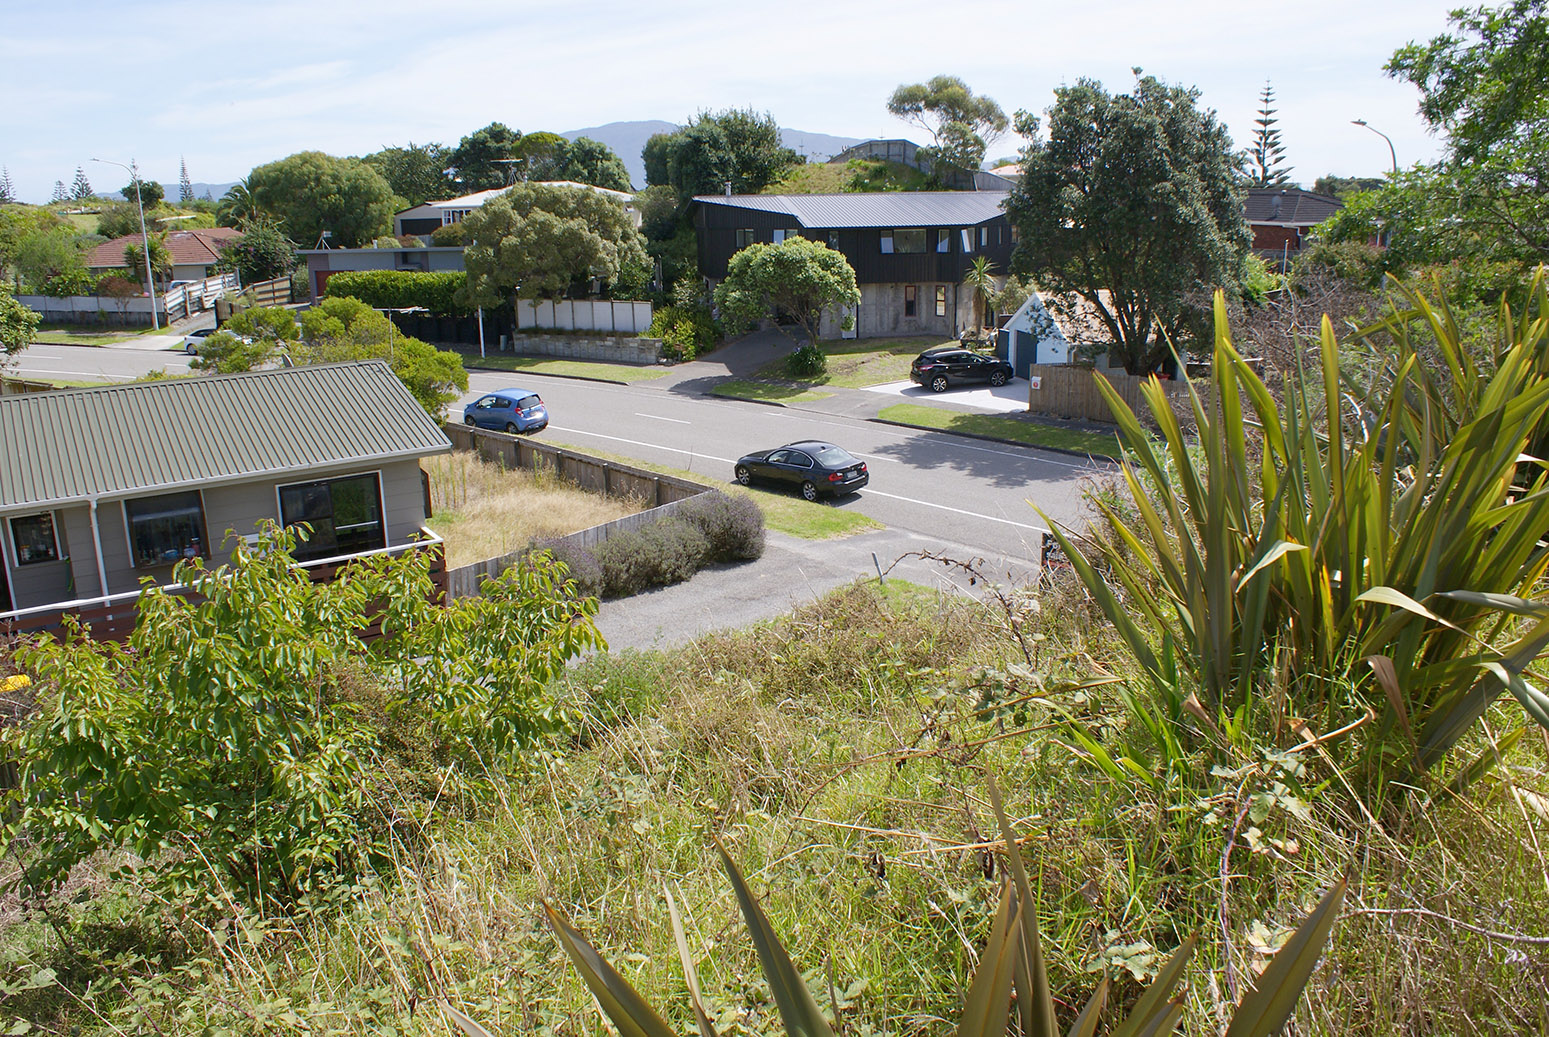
[
  {"xmin": 810, "ymin": 445, "xmax": 858, "ymax": 467},
  {"xmin": 516, "ymin": 395, "xmax": 542, "ymax": 410}
]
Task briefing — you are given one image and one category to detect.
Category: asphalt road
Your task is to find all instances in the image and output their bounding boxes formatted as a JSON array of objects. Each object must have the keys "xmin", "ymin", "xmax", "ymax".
[{"xmin": 11, "ymin": 340, "xmax": 1102, "ymax": 567}]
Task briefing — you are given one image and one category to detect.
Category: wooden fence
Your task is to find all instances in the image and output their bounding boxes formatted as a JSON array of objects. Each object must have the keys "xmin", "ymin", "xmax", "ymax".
[
  {"xmin": 440, "ymin": 423, "xmax": 714, "ymax": 599},
  {"xmin": 245, "ymin": 276, "xmax": 293, "ymax": 307},
  {"xmin": 1026, "ymin": 363, "xmax": 1203, "ymax": 427}
]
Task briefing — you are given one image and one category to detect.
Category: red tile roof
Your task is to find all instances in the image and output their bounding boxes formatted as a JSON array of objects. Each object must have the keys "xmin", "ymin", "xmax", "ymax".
[{"xmin": 87, "ymin": 227, "xmax": 244, "ymax": 270}]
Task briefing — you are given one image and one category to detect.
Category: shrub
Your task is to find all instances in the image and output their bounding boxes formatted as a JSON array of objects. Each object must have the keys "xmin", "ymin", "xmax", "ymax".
[
  {"xmin": 596, "ymin": 517, "xmax": 709, "ymax": 598},
  {"xmin": 431, "ymin": 222, "xmax": 469, "ymax": 246},
  {"xmin": 526, "ymin": 539, "xmax": 602, "ymax": 599},
  {"xmin": 371, "ymin": 235, "xmax": 401, "ymax": 249},
  {"xmin": 786, "ymin": 343, "xmax": 826, "ymax": 377},
  {"xmin": 648, "ymin": 302, "xmax": 719, "ymax": 360},
  {"xmin": 322, "ymin": 269, "xmax": 471, "ymax": 316},
  {"xmin": 41, "ymin": 269, "xmax": 97, "ymax": 297},
  {"xmin": 676, "ymin": 490, "xmax": 765, "ymax": 561},
  {"xmin": 400, "ymin": 234, "xmax": 425, "ymax": 247}
]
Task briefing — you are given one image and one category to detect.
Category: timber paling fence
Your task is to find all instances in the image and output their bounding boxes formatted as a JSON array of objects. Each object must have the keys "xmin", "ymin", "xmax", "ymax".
[
  {"xmin": 1025, "ymin": 363, "xmax": 1206, "ymax": 427},
  {"xmin": 440, "ymin": 423, "xmax": 714, "ymax": 600}
]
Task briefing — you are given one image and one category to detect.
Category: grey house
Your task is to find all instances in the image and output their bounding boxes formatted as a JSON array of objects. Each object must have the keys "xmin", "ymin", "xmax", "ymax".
[
  {"xmin": 693, "ymin": 191, "xmax": 1014, "ymax": 339},
  {"xmin": 0, "ymin": 361, "xmax": 452, "ymax": 639}
]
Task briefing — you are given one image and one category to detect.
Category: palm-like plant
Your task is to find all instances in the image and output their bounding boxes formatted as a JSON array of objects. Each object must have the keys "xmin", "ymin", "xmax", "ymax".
[{"xmin": 964, "ymin": 256, "xmax": 999, "ymax": 333}]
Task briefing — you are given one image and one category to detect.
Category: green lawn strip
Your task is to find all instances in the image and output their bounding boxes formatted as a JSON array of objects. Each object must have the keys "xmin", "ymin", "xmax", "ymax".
[
  {"xmin": 33, "ymin": 324, "xmax": 164, "ymax": 346},
  {"xmin": 710, "ymin": 379, "xmax": 833, "ymax": 404},
  {"xmin": 749, "ymin": 336, "xmax": 953, "ymax": 390},
  {"xmin": 543, "ymin": 438, "xmax": 880, "ymax": 540},
  {"xmin": 458, "ymin": 354, "xmax": 669, "ymax": 383},
  {"xmin": 878, "ymin": 403, "xmax": 1121, "ymax": 457}
]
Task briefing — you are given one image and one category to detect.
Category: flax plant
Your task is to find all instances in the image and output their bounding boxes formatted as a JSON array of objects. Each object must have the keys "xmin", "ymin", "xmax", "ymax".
[{"xmin": 1044, "ymin": 272, "xmax": 1549, "ymax": 789}]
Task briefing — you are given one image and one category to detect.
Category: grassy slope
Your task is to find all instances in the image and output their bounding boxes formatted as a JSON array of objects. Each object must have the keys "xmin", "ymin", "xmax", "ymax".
[
  {"xmin": 878, "ymin": 402, "xmax": 1122, "ymax": 458},
  {"xmin": 9, "ymin": 579, "xmax": 1542, "ymax": 1034}
]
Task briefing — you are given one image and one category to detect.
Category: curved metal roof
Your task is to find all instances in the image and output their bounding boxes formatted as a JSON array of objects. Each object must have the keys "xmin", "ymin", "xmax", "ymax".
[{"xmin": 693, "ymin": 191, "xmax": 1011, "ymax": 229}]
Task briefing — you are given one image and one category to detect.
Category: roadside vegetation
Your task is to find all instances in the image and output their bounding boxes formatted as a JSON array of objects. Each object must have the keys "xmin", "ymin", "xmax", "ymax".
[
  {"xmin": 456, "ymin": 353, "xmax": 669, "ymax": 383},
  {"xmin": 878, "ymin": 402, "xmax": 1122, "ymax": 457}
]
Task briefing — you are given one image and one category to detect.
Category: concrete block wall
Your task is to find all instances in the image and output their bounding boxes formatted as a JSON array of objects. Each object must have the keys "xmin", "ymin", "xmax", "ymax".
[{"xmin": 508, "ymin": 332, "xmax": 662, "ymax": 366}]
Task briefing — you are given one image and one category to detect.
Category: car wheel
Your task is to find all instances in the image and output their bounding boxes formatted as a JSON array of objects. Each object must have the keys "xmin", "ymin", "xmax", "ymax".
[
  {"xmin": 463, "ymin": 415, "xmax": 476, "ymax": 426},
  {"xmin": 735, "ymin": 465, "xmax": 752, "ymax": 486},
  {"xmin": 989, "ymin": 370, "xmax": 1008, "ymax": 387},
  {"xmin": 929, "ymin": 375, "xmax": 949, "ymax": 393},
  {"xmin": 505, "ymin": 422, "xmax": 519, "ymax": 434},
  {"xmin": 185, "ymin": 343, "xmax": 198, "ymax": 355},
  {"xmin": 801, "ymin": 480, "xmax": 819, "ymax": 502}
]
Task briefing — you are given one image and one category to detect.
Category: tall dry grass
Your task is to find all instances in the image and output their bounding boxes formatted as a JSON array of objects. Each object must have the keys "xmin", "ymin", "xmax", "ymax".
[{"xmin": 423, "ymin": 452, "xmax": 649, "ymax": 568}]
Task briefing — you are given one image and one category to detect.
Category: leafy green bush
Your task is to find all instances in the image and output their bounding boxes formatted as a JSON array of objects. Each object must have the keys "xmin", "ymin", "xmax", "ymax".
[
  {"xmin": 41, "ymin": 269, "xmax": 97, "ymax": 297},
  {"xmin": 676, "ymin": 490, "xmax": 765, "ymax": 561},
  {"xmin": 786, "ymin": 343, "xmax": 826, "ymax": 377},
  {"xmin": 430, "ymin": 221, "xmax": 470, "ymax": 246},
  {"xmin": 596, "ymin": 517, "xmax": 710, "ymax": 597},
  {"xmin": 647, "ymin": 302, "xmax": 719, "ymax": 360},
  {"xmin": 322, "ymin": 269, "xmax": 471, "ymax": 317}
]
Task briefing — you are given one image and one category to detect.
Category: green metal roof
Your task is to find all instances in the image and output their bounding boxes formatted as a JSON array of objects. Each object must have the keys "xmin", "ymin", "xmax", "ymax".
[{"xmin": 1, "ymin": 361, "xmax": 452, "ymax": 513}]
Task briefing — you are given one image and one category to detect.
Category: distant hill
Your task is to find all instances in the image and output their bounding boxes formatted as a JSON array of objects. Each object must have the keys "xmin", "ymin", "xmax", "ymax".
[
  {"xmin": 560, "ymin": 121, "xmax": 863, "ymax": 191},
  {"xmin": 114, "ymin": 182, "xmax": 237, "ymax": 203}
]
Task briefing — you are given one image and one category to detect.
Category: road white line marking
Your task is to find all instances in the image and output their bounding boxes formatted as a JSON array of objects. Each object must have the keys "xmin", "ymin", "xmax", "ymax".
[
  {"xmin": 549, "ymin": 426, "xmax": 734, "ymax": 463},
  {"xmin": 862, "ymin": 488, "xmax": 1049, "ymax": 533},
  {"xmin": 637, "ymin": 413, "xmax": 690, "ymax": 424}
]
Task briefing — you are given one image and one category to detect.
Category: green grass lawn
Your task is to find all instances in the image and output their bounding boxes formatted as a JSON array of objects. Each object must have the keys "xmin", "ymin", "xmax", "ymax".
[
  {"xmin": 544, "ymin": 437, "xmax": 880, "ymax": 540},
  {"xmin": 877, "ymin": 402, "xmax": 1122, "ymax": 457},
  {"xmin": 751, "ymin": 336, "xmax": 948, "ymax": 389},
  {"xmin": 32, "ymin": 323, "xmax": 163, "ymax": 346},
  {"xmin": 458, "ymin": 354, "xmax": 669, "ymax": 383},
  {"xmin": 709, "ymin": 379, "xmax": 833, "ymax": 404}
]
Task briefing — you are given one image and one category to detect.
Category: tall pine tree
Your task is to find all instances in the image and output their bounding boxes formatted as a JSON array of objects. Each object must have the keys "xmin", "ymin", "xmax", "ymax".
[
  {"xmin": 71, "ymin": 167, "xmax": 93, "ymax": 200},
  {"xmin": 0, "ymin": 167, "xmax": 14, "ymax": 204},
  {"xmin": 179, "ymin": 157, "xmax": 193, "ymax": 204},
  {"xmin": 50, "ymin": 181, "xmax": 69, "ymax": 203},
  {"xmin": 1250, "ymin": 82, "xmax": 1294, "ymax": 188}
]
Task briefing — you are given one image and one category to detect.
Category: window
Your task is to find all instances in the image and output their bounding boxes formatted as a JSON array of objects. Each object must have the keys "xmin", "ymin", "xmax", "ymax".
[
  {"xmin": 937, "ymin": 229, "xmax": 951, "ymax": 253},
  {"xmin": 1010, "ymin": 223, "xmax": 1020, "ymax": 243},
  {"xmin": 125, "ymin": 491, "xmax": 206, "ymax": 569},
  {"xmin": 892, "ymin": 228, "xmax": 927, "ymax": 253},
  {"xmin": 961, "ymin": 229, "xmax": 974, "ymax": 252},
  {"xmin": 979, "ymin": 227, "xmax": 987, "ymax": 247},
  {"xmin": 828, "ymin": 231, "xmax": 840, "ymax": 248},
  {"xmin": 279, "ymin": 474, "xmax": 385, "ymax": 563},
  {"xmin": 773, "ymin": 228, "xmax": 801, "ymax": 243},
  {"xmin": 935, "ymin": 286, "xmax": 948, "ymax": 317},
  {"xmin": 734, "ymin": 228, "xmax": 756, "ymax": 248},
  {"xmin": 904, "ymin": 285, "xmax": 917, "ymax": 317},
  {"xmin": 443, "ymin": 208, "xmax": 473, "ymax": 225},
  {"xmin": 10, "ymin": 513, "xmax": 59, "ymax": 565}
]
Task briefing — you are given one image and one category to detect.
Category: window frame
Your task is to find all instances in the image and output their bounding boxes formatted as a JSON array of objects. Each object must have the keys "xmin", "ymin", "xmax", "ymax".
[
  {"xmin": 891, "ymin": 228, "xmax": 927, "ymax": 254},
  {"xmin": 936, "ymin": 229, "xmax": 951, "ymax": 253},
  {"xmin": 9, "ymin": 512, "xmax": 60, "ymax": 566},
  {"xmin": 935, "ymin": 285, "xmax": 948, "ymax": 317},
  {"xmin": 734, "ymin": 228, "xmax": 757, "ymax": 249},
  {"xmin": 904, "ymin": 285, "xmax": 917, "ymax": 317},
  {"xmin": 275, "ymin": 471, "xmax": 387, "ymax": 564},
  {"xmin": 122, "ymin": 490, "xmax": 209, "ymax": 570}
]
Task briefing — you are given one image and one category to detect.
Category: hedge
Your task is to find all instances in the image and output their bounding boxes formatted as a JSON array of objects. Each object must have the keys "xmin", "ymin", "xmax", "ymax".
[{"xmin": 322, "ymin": 270, "xmax": 472, "ymax": 317}]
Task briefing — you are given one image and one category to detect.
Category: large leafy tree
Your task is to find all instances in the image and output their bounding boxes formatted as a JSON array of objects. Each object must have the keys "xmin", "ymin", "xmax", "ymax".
[
  {"xmin": 1321, "ymin": 0, "xmax": 1549, "ymax": 272},
  {"xmin": 1006, "ymin": 75, "xmax": 1250, "ymax": 374},
  {"xmin": 887, "ymin": 75, "xmax": 1009, "ymax": 173},
  {"xmin": 461, "ymin": 182, "xmax": 650, "ymax": 303},
  {"xmin": 363, "ymin": 142, "xmax": 453, "ymax": 205},
  {"xmin": 216, "ymin": 220, "xmax": 297, "ymax": 284},
  {"xmin": 120, "ymin": 179, "xmax": 164, "ymax": 207},
  {"xmin": 0, "ymin": 284, "xmax": 40, "ymax": 370},
  {"xmin": 247, "ymin": 152, "xmax": 396, "ymax": 248},
  {"xmin": 713, "ymin": 237, "xmax": 860, "ymax": 347},
  {"xmin": 554, "ymin": 136, "xmax": 632, "ymax": 191},
  {"xmin": 14, "ymin": 224, "xmax": 87, "ymax": 292},
  {"xmin": 650, "ymin": 110, "xmax": 797, "ymax": 204},
  {"xmin": 448, "ymin": 121, "xmax": 522, "ymax": 192}
]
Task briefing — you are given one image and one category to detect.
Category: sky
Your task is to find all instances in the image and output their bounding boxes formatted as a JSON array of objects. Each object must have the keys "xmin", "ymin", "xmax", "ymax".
[{"xmin": 2, "ymin": 0, "xmax": 1457, "ymax": 204}]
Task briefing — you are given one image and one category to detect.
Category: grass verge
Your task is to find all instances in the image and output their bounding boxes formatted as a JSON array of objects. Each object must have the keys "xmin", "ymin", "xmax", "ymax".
[
  {"xmin": 878, "ymin": 402, "xmax": 1121, "ymax": 457},
  {"xmin": 544, "ymin": 437, "xmax": 881, "ymax": 540},
  {"xmin": 457, "ymin": 353, "xmax": 669, "ymax": 383},
  {"xmin": 709, "ymin": 379, "xmax": 833, "ymax": 404},
  {"xmin": 751, "ymin": 336, "xmax": 947, "ymax": 389},
  {"xmin": 32, "ymin": 323, "xmax": 164, "ymax": 346}
]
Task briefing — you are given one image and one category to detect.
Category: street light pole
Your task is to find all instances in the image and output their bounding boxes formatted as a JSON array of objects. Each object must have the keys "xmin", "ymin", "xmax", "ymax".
[
  {"xmin": 1351, "ymin": 119, "xmax": 1399, "ymax": 174},
  {"xmin": 92, "ymin": 157, "xmax": 160, "ymax": 330}
]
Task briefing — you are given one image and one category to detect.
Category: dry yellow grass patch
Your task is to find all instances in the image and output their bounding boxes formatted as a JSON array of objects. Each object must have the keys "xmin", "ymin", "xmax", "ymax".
[{"xmin": 423, "ymin": 452, "xmax": 649, "ymax": 567}]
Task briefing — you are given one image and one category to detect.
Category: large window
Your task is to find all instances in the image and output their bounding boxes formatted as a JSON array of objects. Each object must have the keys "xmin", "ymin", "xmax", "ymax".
[
  {"xmin": 883, "ymin": 228, "xmax": 927, "ymax": 254},
  {"xmin": 279, "ymin": 474, "xmax": 385, "ymax": 563},
  {"xmin": 937, "ymin": 229, "xmax": 951, "ymax": 253},
  {"xmin": 10, "ymin": 513, "xmax": 59, "ymax": 565},
  {"xmin": 126, "ymin": 491, "xmax": 207, "ymax": 569},
  {"xmin": 734, "ymin": 228, "xmax": 757, "ymax": 248},
  {"xmin": 773, "ymin": 228, "xmax": 802, "ymax": 243},
  {"xmin": 935, "ymin": 286, "xmax": 948, "ymax": 317},
  {"xmin": 961, "ymin": 229, "xmax": 975, "ymax": 252}
]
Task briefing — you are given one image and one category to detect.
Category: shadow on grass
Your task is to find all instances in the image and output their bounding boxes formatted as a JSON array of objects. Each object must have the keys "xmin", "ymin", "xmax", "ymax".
[{"xmin": 877, "ymin": 403, "xmax": 1121, "ymax": 459}]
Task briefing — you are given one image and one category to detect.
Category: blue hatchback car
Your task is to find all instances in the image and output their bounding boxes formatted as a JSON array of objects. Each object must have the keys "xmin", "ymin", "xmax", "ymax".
[{"xmin": 463, "ymin": 388, "xmax": 548, "ymax": 434}]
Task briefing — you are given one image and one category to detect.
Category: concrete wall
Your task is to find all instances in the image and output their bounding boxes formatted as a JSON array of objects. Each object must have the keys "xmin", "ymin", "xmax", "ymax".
[
  {"xmin": 504, "ymin": 332, "xmax": 662, "ymax": 366},
  {"xmin": 818, "ymin": 282, "xmax": 968, "ymax": 339}
]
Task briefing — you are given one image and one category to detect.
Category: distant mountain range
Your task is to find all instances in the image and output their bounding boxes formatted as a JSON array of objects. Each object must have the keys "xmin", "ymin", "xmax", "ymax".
[{"xmin": 561, "ymin": 121, "xmax": 864, "ymax": 190}]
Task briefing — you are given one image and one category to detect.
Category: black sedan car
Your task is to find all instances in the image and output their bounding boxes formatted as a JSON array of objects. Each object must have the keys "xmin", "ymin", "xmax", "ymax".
[
  {"xmin": 734, "ymin": 441, "xmax": 869, "ymax": 501},
  {"xmin": 910, "ymin": 347, "xmax": 1014, "ymax": 392}
]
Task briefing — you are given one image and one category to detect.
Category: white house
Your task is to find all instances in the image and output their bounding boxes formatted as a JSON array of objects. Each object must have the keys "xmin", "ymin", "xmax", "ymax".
[{"xmin": 393, "ymin": 182, "xmax": 639, "ymax": 238}]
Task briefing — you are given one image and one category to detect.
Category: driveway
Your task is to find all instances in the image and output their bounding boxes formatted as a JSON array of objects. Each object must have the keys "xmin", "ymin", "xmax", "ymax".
[{"xmin": 864, "ymin": 378, "xmax": 1030, "ymax": 414}]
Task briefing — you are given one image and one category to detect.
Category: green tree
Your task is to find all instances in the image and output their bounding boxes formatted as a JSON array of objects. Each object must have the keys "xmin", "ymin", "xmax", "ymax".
[
  {"xmin": 216, "ymin": 220, "xmax": 298, "ymax": 284},
  {"xmin": 0, "ymin": 167, "xmax": 14, "ymax": 204},
  {"xmin": 554, "ymin": 136, "xmax": 632, "ymax": 191},
  {"xmin": 1006, "ymin": 75, "xmax": 1250, "ymax": 374},
  {"xmin": 297, "ymin": 296, "xmax": 468, "ymax": 415},
  {"xmin": 1323, "ymin": 0, "xmax": 1549, "ymax": 271},
  {"xmin": 14, "ymin": 224, "xmax": 87, "ymax": 292},
  {"xmin": 217, "ymin": 179, "xmax": 260, "ymax": 228},
  {"xmin": 1250, "ymin": 81, "xmax": 1295, "ymax": 187},
  {"xmin": 654, "ymin": 110, "xmax": 798, "ymax": 203},
  {"xmin": 70, "ymin": 167, "xmax": 93, "ymax": 200},
  {"xmin": 124, "ymin": 236, "xmax": 172, "ymax": 291},
  {"xmin": 179, "ymin": 157, "xmax": 193, "ymax": 204},
  {"xmin": 962, "ymin": 256, "xmax": 999, "ymax": 330},
  {"xmin": 641, "ymin": 131, "xmax": 675, "ymax": 187},
  {"xmin": 96, "ymin": 201, "xmax": 158, "ymax": 239},
  {"xmin": 121, "ymin": 178, "xmax": 164, "ymax": 207},
  {"xmin": 713, "ymin": 237, "xmax": 860, "ymax": 347},
  {"xmin": 363, "ymin": 142, "xmax": 453, "ymax": 205},
  {"xmin": 461, "ymin": 182, "xmax": 650, "ymax": 303},
  {"xmin": 247, "ymin": 152, "xmax": 396, "ymax": 248},
  {"xmin": 1311, "ymin": 174, "xmax": 1384, "ymax": 199},
  {"xmin": 0, "ymin": 284, "xmax": 40, "ymax": 369},
  {"xmin": 887, "ymin": 75, "xmax": 1009, "ymax": 172},
  {"xmin": 448, "ymin": 121, "xmax": 522, "ymax": 191}
]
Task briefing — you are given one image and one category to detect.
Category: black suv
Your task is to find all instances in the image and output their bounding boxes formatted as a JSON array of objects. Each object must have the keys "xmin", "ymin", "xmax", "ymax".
[{"xmin": 909, "ymin": 347, "xmax": 1014, "ymax": 392}]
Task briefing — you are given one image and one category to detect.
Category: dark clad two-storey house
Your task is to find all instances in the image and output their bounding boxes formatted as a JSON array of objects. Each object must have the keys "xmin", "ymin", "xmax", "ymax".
[
  {"xmin": 693, "ymin": 192, "xmax": 1015, "ymax": 339},
  {"xmin": 0, "ymin": 361, "xmax": 452, "ymax": 640}
]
